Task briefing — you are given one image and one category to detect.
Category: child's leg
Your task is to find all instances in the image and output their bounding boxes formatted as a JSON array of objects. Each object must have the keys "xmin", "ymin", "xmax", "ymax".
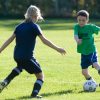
[
  {"xmin": 31, "ymin": 72, "xmax": 44, "ymax": 97},
  {"xmin": 93, "ymin": 62, "xmax": 100, "ymax": 74},
  {"xmin": 82, "ymin": 68, "xmax": 92, "ymax": 80},
  {"xmin": 24, "ymin": 58, "xmax": 44, "ymax": 98},
  {"xmin": 0, "ymin": 67, "xmax": 22, "ymax": 92},
  {"xmin": 4, "ymin": 67, "xmax": 22, "ymax": 84}
]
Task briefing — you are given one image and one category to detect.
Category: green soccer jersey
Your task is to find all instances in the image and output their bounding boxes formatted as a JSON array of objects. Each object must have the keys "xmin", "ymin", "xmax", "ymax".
[{"xmin": 74, "ymin": 24, "xmax": 100, "ymax": 55}]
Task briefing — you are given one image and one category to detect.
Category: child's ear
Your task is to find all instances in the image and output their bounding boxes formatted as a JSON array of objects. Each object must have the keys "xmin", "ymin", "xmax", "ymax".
[
  {"xmin": 87, "ymin": 18, "xmax": 89, "ymax": 23},
  {"xmin": 86, "ymin": 19, "xmax": 88, "ymax": 23}
]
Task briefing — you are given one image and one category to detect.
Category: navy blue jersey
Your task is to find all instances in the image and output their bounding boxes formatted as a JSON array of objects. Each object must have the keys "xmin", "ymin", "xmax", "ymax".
[{"xmin": 14, "ymin": 21, "xmax": 42, "ymax": 60}]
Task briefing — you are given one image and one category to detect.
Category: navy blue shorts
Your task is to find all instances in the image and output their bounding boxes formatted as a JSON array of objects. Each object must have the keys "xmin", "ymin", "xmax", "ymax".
[
  {"xmin": 15, "ymin": 58, "xmax": 42, "ymax": 74},
  {"xmin": 81, "ymin": 52, "xmax": 98, "ymax": 69}
]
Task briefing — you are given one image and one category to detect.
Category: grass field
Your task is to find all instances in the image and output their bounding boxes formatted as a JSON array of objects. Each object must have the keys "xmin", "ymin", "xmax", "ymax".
[{"xmin": 0, "ymin": 19, "xmax": 100, "ymax": 100}]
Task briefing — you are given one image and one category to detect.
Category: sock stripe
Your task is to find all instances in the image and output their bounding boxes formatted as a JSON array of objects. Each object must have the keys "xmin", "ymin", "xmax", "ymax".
[
  {"xmin": 34, "ymin": 90, "xmax": 38, "ymax": 93},
  {"xmin": 14, "ymin": 68, "xmax": 21, "ymax": 74},
  {"xmin": 36, "ymin": 80, "xmax": 43, "ymax": 86},
  {"xmin": 31, "ymin": 79, "xmax": 43, "ymax": 96}
]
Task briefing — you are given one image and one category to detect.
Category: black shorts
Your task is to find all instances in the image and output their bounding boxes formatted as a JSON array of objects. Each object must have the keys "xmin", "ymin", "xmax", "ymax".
[{"xmin": 15, "ymin": 58, "xmax": 42, "ymax": 74}]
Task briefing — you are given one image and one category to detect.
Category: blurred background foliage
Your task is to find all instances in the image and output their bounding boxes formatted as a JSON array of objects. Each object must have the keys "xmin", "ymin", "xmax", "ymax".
[{"xmin": 0, "ymin": 0, "xmax": 100, "ymax": 18}]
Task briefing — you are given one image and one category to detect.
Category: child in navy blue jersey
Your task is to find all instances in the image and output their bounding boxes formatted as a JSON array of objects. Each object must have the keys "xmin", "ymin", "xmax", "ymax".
[{"xmin": 0, "ymin": 5, "xmax": 66, "ymax": 98}]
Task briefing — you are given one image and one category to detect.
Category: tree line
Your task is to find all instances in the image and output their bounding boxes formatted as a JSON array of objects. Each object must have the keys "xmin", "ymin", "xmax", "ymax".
[{"xmin": 0, "ymin": 0, "xmax": 100, "ymax": 18}]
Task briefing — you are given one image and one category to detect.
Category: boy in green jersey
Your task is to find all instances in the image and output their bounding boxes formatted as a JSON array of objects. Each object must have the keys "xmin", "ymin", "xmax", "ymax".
[{"xmin": 74, "ymin": 10, "xmax": 100, "ymax": 81}]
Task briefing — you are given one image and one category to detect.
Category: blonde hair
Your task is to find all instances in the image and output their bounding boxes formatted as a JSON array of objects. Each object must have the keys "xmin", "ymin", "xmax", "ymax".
[{"xmin": 24, "ymin": 5, "xmax": 43, "ymax": 22}]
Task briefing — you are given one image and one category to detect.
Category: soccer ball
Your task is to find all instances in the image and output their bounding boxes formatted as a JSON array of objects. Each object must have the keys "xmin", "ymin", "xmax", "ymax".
[{"xmin": 83, "ymin": 80, "xmax": 97, "ymax": 92}]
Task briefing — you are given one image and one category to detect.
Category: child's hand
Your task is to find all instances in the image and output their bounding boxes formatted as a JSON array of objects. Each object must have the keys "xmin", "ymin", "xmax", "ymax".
[
  {"xmin": 77, "ymin": 39, "xmax": 82, "ymax": 45},
  {"xmin": 74, "ymin": 35, "xmax": 82, "ymax": 45},
  {"xmin": 56, "ymin": 47, "xmax": 66, "ymax": 55}
]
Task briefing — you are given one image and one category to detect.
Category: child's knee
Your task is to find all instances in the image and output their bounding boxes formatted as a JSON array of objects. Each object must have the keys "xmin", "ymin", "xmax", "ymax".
[{"xmin": 35, "ymin": 72, "xmax": 44, "ymax": 81}]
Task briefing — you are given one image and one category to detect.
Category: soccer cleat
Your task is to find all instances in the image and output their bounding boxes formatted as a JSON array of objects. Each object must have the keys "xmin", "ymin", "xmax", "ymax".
[
  {"xmin": 31, "ymin": 94, "xmax": 42, "ymax": 98},
  {"xmin": 0, "ymin": 81, "xmax": 7, "ymax": 93},
  {"xmin": 98, "ymin": 69, "xmax": 100, "ymax": 75}
]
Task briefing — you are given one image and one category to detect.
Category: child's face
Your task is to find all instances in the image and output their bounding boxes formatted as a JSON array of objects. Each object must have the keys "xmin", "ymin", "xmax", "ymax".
[
  {"xmin": 32, "ymin": 15, "xmax": 38, "ymax": 23},
  {"xmin": 77, "ymin": 15, "xmax": 88, "ymax": 27}
]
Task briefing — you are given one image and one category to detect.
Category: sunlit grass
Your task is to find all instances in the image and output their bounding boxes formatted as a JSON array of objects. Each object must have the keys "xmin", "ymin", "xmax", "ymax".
[{"xmin": 0, "ymin": 19, "xmax": 100, "ymax": 100}]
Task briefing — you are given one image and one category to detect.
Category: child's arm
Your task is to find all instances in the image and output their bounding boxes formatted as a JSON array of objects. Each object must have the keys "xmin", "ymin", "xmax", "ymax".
[
  {"xmin": 38, "ymin": 34, "xmax": 66, "ymax": 55},
  {"xmin": 74, "ymin": 35, "xmax": 82, "ymax": 45},
  {"xmin": 0, "ymin": 33, "xmax": 15, "ymax": 53}
]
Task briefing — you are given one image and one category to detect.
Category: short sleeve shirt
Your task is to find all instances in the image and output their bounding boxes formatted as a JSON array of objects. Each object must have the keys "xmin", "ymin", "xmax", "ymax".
[
  {"xmin": 74, "ymin": 24, "xmax": 100, "ymax": 55},
  {"xmin": 14, "ymin": 21, "xmax": 42, "ymax": 60}
]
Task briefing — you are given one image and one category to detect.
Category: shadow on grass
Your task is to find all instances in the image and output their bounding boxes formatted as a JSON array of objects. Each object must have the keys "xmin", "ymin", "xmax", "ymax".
[
  {"xmin": 1, "ymin": 19, "xmax": 100, "ymax": 31},
  {"xmin": 40, "ymin": 23, "xmax": 74, "ymax": 30},
  {"xmin": 0, "ymin": 19, "xmax": 73, "ymax": 30},
  {"xmin": 78, "ymin": 90, "xmax": 100, "ymax": 93},
  {"xmin": 41, "ymin": 89, "xmax": 73, "ymax": 97},
  {"xmin": 5, "ymin": 89, "xmax": 73, "ymax": 100},
  {"xmin": 5, "ymin": 96, "xmax": 32, "ymax": 100},
  {"xmin": 78, "ymin": 90, "xmax": 87, "ymax": 93},
  {"xmin": 6, "ymin": 89, "xmax": 100, "ymax": 100}
]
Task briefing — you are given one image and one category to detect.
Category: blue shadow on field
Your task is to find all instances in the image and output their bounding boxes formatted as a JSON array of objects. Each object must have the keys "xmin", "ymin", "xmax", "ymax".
[{"xmin": 5, "ymin": 89, "xmax": 73, "ymax": 100}]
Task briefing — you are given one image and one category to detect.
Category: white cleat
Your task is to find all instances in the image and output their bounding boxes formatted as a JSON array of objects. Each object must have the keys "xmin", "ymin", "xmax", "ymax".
[{"xmin": 0, "ymin": 81, "xmax": 7, "ymax": 93}]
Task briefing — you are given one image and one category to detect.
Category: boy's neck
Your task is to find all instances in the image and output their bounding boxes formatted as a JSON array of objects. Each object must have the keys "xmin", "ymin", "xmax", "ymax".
[{"xmin": 79, "ymin": 23, "xmax": 88, "ymax": 27}]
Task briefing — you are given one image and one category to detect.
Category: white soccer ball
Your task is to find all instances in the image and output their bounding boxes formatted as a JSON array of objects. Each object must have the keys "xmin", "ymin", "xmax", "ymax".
[{"xmin": 83, "ymin": 80, "xmax": 97, "ymax": 92}]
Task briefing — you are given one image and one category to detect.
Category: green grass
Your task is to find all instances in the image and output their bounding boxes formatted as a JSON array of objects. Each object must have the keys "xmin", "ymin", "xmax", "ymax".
[{"xmin": 0, "ymin": 19, "xmax": 100, "ymax": 100}]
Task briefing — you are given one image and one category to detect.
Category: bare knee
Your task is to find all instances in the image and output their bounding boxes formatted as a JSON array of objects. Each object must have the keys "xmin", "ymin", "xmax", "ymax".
[
  {"xmin": 93, "ymin": 62, "xmax": 100, "ymax": 70},
  {"xmin": 35, "ymin": 72, "xmax": 44, "ymax": 81}
]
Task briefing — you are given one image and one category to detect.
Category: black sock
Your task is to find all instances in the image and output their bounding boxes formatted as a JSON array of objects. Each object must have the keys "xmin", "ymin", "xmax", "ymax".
[
  {"xmin": 4, "ymin": 67, "xmax": 22, "ymax": 84},
  {"xmin": 98, "ymin": 69, "xmax": 100, "ymax": 74},
  {"xmin": 31, "ymin": 79, "xmax": 44, "ymax": 96},
  {"xmin": 86, "ymin": 77, "xmax": 92, "ymax": 80}
]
